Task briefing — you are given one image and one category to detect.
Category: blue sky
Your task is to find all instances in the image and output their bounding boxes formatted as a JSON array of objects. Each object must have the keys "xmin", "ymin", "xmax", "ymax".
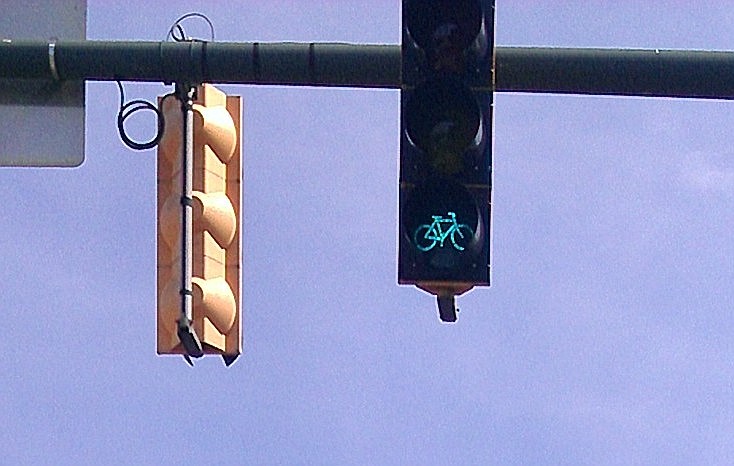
[{"xmin": 3, "ymin": 1, "xmax": 734, "ymax": 464}]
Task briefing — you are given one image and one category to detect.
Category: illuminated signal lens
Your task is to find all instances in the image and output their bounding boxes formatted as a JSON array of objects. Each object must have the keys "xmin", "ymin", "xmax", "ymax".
[{"xmin": 403, "ymin": 178, "xmax": 482, "ymax": 263}]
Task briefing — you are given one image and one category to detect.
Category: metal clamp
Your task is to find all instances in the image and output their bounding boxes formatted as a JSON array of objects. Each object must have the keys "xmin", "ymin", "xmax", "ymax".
[{"xmin": 48, "ymin": 42, "xmax": 60, "ymax": 81}]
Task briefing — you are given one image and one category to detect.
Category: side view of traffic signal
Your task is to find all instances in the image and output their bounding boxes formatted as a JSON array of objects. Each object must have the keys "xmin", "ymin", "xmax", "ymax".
[
  {"xmin": 157, "ymin": 84, "xmax": 242, "ymax": 364},
  {"xmin": 399, "ymin": 0, "xmax": 495, "ymax": 322}
]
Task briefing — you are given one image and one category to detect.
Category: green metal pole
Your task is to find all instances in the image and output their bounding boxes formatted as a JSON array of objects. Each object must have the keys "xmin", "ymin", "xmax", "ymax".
[
  {"xmin": 3, "ymin": 40, "xmax": 734, "ymax": 99},
  {"xmin": 496, "ymin": 47, "xmax": 734, "ymax": 99},
  {"xmin": 0, "ymin": 40, "xmax": 401, "ymax": 88}
]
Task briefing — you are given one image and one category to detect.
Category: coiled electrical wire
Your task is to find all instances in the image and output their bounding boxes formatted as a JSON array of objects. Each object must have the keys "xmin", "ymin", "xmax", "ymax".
[
  {"xmin": 116, "ymin": 80, "xmax": 165, "ymax": 151},
  {"xmin": 115, "ymin": 13, "xmax": 214, "ymax": 151},
  {"xmin": 166, "ymin": 12, "xmax": 215, "ymax": 42}
]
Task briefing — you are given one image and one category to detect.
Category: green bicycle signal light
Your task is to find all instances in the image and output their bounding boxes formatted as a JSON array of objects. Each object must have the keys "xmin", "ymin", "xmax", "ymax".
[
  {"xmin": 414, "ymin": 212, "xmax": 473, "ymax": 252},
  {"xmin": 399, "ymin": 0, "xmax": 495, "ymax": 322},
  {"xmin": 401, "ymin": 176, "xmax": 484, "ymax": 274}
]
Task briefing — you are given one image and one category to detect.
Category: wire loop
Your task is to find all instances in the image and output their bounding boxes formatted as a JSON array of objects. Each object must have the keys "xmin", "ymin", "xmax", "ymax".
[
  {"xmin": 116, "ymin": 81, "xmax": 165, "ymax": 151},
  {"xmin": 114, "ymin": 13, "xmax": 215, "ymax": 151},
  {"xmin": 166, "ymin": 13, "xmax": 215, "ymax": 42}
]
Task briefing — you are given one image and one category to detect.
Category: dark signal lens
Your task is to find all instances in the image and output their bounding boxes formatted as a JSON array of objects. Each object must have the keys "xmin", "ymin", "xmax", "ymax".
[{"xmin": 405, "ymin": 77, "xmax": 482, "ymax": 176}]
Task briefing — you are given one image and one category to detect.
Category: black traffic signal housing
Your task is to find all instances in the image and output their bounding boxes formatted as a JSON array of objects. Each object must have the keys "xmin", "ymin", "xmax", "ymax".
[{"xmin": 399, "ymin": 0, "xmax": 495, "ymax": 322}]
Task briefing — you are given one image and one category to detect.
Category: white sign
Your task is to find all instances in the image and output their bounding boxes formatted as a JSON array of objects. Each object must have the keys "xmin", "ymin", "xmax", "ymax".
[{"xmin": 0, "ymin": 0, "xmax": 86, "ymax": 167}]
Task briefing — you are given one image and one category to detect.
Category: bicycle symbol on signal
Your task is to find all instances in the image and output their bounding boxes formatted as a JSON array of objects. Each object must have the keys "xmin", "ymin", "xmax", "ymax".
[{"xmin": 413, "ymin": 212, "xmax": 473, "ymax": 252}]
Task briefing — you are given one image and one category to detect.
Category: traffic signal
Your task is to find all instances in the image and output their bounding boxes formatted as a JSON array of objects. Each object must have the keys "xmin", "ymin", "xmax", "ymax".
[
  {"xmin": 399, "ymin": 0, "xmax": 495, "ymax": 322},
  {"xmin": 157, "ymin": 84, "xmax": 242, "ymax": 364}
]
